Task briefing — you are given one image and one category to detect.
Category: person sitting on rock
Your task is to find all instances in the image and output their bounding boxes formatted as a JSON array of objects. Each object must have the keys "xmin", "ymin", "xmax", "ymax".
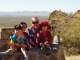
[
  {"xmin": 10, "ymin": 22, "xmax": 29, "ymax": 60},
  {"xmin": 28, "ymin": 16, "xmax": 41, "ymax": 48},
  {"xmin": 13, "ymin": 24, "xmax": 29, "ymax": 60},
  {"xmin": 39, "ymin": 20, "xmax": 52, "ymax": 47},
  {"xmin": 38, "ymin": 20, "xmax": 53, "ymax": 55}
]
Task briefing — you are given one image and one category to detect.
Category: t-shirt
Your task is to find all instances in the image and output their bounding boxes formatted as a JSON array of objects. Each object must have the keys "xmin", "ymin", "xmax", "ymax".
[
  {"xmin": 39, "ymin": 31, "xmax": 53, "ymax": 44},
  {"xmin": 28, "ymin": 27, "xmax": 40, "ymax": 47},
  {"xmin": 16, "ymin": 36, "xmax": 28, "ymax": 45}
]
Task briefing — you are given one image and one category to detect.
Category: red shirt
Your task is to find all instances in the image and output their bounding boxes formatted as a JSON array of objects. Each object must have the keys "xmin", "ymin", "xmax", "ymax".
[{"xmin": 39, "ymin": 30, "xmax": 53, "ymax": 44}]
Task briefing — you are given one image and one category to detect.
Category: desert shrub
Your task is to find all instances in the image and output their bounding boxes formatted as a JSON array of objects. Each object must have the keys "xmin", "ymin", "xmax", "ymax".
[{"xmin": 49, "ymin": 10, "xmax": 80, "ymax": 55}]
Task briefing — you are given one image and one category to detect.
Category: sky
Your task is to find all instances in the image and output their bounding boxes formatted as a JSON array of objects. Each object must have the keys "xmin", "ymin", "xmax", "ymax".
[{"xmin": 0, "ymin": 0, "xmax": 80, "ymax": 12}]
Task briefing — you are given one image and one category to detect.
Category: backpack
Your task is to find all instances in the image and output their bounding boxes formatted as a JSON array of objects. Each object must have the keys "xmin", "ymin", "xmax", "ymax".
[{"xmin": 10, "ymin": 33, "xmax": 17, "ymax": 43}]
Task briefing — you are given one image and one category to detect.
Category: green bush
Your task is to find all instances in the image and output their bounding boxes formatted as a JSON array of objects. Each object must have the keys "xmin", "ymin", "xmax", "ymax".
[{"xmin": 49, "ymin": 10, "xmax": 80, "ymax": 55}]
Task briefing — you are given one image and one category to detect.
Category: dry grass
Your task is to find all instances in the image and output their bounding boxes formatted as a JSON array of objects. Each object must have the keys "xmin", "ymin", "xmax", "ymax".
[{"xmin": 65, "ymin": 55, "xmax": 80, "ymax": 60}]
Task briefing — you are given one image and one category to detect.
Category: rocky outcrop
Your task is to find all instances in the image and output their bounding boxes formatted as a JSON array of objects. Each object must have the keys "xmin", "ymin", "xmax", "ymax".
[{"xmin": 0, "ymin": 46, "xmax": 65, "ymax": 60}]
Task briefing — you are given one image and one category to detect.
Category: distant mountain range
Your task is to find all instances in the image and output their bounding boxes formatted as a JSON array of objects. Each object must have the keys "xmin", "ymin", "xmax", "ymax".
[
  {"xmin": 0, "ymin": 11, "xmax": 49, "ymax": 27},
  {"xmin": 0, "ymin": 11, "xmax": 49, "ymax": 17}
]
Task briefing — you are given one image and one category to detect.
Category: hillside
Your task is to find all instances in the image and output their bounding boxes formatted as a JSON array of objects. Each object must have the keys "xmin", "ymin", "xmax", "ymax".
[
  {"xmin": 0, "ymin": 11, "xmax": 49, "ymax": 27},
  {"xmin": 49, "ymin": 9, "xmax": 80, "ymax": 55}
]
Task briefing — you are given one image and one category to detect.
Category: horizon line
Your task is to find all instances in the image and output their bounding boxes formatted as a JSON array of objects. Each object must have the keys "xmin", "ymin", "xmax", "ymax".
[{"xmin": 0, "ymin": 9, "xmax": 79, "ymax": 13}]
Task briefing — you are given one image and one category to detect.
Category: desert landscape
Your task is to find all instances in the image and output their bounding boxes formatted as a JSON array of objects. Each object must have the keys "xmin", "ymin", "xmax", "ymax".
[{"xmin": 0, "ymin": 10, "xmax": 80, "ymax": 60}]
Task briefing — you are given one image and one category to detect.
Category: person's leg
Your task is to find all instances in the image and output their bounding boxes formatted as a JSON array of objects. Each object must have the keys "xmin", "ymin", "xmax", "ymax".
[
  {"xmin": 21, "ymin": 48, "xmax": 28, "ymax": 60},
  {"xmin": 0, "ymin": 48, "xmax": 12, "ymax": 54},
  {"xmin": 35, "ymin": 48, "xmax": 41, "ymax": 60}
]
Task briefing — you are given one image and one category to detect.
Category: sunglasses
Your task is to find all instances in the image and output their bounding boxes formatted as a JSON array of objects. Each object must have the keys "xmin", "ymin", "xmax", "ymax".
[{"xmin": 32, "ymin": 21, "xmax": 38, "ymax": 24}]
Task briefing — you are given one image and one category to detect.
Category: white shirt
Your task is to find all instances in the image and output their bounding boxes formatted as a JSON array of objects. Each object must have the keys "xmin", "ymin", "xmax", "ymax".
[{"xmin": 53, "ymin": 35, "xmax": 62, "ymax": 44}]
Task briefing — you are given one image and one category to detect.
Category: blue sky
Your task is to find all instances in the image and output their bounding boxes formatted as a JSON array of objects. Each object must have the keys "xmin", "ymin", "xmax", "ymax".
[{"xmin": 0, "ymin": 0, "xmax": 80, "ymax": 12}]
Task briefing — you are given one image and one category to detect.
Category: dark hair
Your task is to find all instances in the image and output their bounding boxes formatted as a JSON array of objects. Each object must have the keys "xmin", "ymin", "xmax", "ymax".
[
  {"xmin": 14, "ymin": 25, "xmax": 22, "ymax": 30},
  {"xmin": 19, "ymin": 22, "xmax": 27, "ymax": 28},
  {"xmin": 40, "ymin": 21, "xmax": 51, "ymax": 30}
]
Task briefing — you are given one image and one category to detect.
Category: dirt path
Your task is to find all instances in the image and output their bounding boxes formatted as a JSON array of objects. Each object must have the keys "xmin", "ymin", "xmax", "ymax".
[{"xmin": 65, "ymin": 55, "xmax": 80, "ymax": 60}]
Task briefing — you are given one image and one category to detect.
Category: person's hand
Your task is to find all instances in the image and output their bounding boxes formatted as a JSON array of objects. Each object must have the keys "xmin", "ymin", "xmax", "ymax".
[
  {"xmin": 37, "ymin": 33, "xmax": 39, "ymax": 37},
  {"xmin": 44, "ymin": 41, "xmax": 49, "ymax": 47},
  {"xmin": 40, "ymin": 43, "xmax": 43, "ymax": 46},
  {"xmin": 44, "ymin": 41, "xmax": 48, "ymax": 45}
]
